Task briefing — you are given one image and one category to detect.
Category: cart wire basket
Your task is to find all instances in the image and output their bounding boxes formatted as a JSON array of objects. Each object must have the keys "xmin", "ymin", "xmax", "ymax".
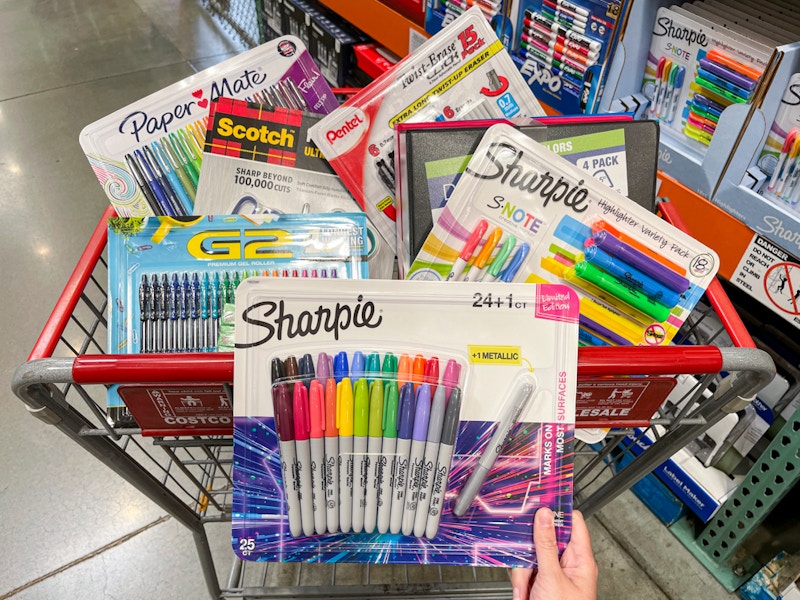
[{"xmin": 12, "ymin": 201, "xmax": 775, "ymax": 599}]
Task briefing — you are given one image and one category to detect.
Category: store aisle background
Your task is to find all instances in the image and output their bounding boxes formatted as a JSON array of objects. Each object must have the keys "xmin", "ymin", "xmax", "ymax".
[{"xmin": 0, "ymin": 1, "xmax": 740, "ymax": 598}]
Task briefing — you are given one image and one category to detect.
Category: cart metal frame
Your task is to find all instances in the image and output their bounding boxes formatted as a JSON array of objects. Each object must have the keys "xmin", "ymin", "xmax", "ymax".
[{"xmin": 11, "ymin": 202, "xmax": 775, "ymax": 599}]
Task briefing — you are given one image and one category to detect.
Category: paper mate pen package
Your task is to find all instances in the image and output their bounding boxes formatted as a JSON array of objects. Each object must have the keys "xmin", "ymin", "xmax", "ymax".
[
  {"xmin": 106, "ymin": 213, "xmax": 369, "ymax": 356},
  {"xmin": 512, "ymin": 0, "xmax": 629, "ymax": 114},
  {"xmin": 80, "ymin": 36, "xmax": 338, "ymax": 218},
  {"xmin": 640, "ymin": 7, "xmax": 770, "ymax": 155},
  {"xmin": 232, "ymin": 277, "xmax": 578, "ymax": 566},
  {"xmin": 309, "ymin": 6, "xmax": 545, "ymax": 250},
  {"xmin": 191, "ymin": 97, "xmax": 395, "ymax": 280},
  {"xmin": 407, "ymin": 123, "xmax": 720, "ymax": 347},
  {"xmin": 756, "ymin": 74, "xmax": 800, "ymax": 206}
]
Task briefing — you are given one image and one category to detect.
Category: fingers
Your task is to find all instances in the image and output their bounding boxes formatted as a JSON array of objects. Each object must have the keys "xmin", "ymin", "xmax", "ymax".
[
  {"xmin": 508, "ymin": 567, "xmax": 533, "ymax": 600},
  {"xmin": 567, "ymin": 510, "xmax": 594, "ymax": 563},
  {"xmin": 532, "ymin": 507, "xmax": 561, "ymax": 573}
]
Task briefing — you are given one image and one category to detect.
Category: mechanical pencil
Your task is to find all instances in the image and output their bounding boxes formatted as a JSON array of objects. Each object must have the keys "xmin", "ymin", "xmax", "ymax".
[
  {"xmin": 413, "ymin": 383, "xmax": 446, "ymax": 537},
  {"xmin": 453, "ymin": 380, "xmax": 536, "ymax": 517},
  {"xmin": 425, "ymin": 387, "xmax": 461, "ymax": 539}
]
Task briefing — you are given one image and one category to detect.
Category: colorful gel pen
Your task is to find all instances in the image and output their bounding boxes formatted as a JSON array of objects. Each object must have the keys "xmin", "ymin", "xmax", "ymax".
[
  {"xmin": 168, "ymin": 132, "xmax": 200, "ymax": 188},
  {"xmin": 413, "ymin": 383, "xmax": 446, "ymax": 537},
  {"xmin": 768, "ymin": 130, "xmax": 797, "ymax": 191},
  {"xmin": 447, "ymin": 219, "xmax": 488, "ymax": 281},
  {"xmin": 125, "ymin": 153, "xmax": 163, "ymax": 216},
  {"xmin": 133, "ymin": 149, "xmax": 175, "ymax": 217},
  {"xmin": 337, "ymin": 377, "xmax": 355, "ymax": 533},
  {"xmin": 464, "ymin": 226, "xmax": 502, "ymax": 282},
  {"xmin": 453, "ymin": 379, "xmax": 536, "ymax": 517},
  {"xmin": 160, "ymin": 136, "xmax": 197, "ymax": 199},
  {"xmin": 479, "ymin": 234, "xmax": 516, "ymax": 282},
  {"xmin": 390, "ymin": 382, "xmax": 416, "ymax": 534},
  {"xmin": 363, "ymin": 379, "xmax": 385, "ymax": 533},
  {"xmin": 273, "ymin": 382, "xmax": 303, "ymax": 537},
  {"xmin": 403, "ymin": 383, "xmax": 431, "ymax": 536},
  {"xmin": 377, "ymin": 381, "xmax": 399, "ymax": 534},
  {"xmin": 323, "ymin": 377, "xmax": 339, "ymax": 533},
  {"xmin": 143, "ymin": 145, "xmax": 184, "ymax": 216},
  {"xmin": 425, "ymin": 387, "xmax": 461, "ymax": 539},
  {"xmin": 351, "ymin": 378, "xmax": 370, "ymax": 533},
  {"xmin": 308, "ymin": 380, "xmax": 327, "ymax": 535},
  {"xmin": 152, "ymin": 140, "xmax": 193, "ymax": 214},
  {"xmin": 499, "ymin": 242, "xmax": 531, "ymax": 282},
  {"xmin": 650, "ymin": 57, "xmax": 666, "ymax": 115},
  {"xmin": 292, "ymin": 381, "xmax": 314, "ymax": 536}
]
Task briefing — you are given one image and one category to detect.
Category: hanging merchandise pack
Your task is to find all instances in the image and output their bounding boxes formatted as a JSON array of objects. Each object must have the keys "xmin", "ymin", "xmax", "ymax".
[{"xmin": 232, "ymin": 278, "xmax": 578, "ymax": 567}]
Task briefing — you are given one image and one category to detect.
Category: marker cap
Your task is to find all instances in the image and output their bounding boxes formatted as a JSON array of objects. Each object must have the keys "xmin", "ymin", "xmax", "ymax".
[
  {"xmin": 316, "ymin": 352, "xmax": 331, "ymax": 383},
  {"xmin": 284, "ymin": 355, "xmax": 299, "ymax": 380},
  {"xmin": 412, "ymin": 384, "xmax": 432, "ymax": 442},
  {"xmin": 441, "ymin": 388, "xmax": 462, "ymax": 445},
  {"xmin": 368, "ymin": 380, "xmax": 385, "ymax": 437},
  {"xmin": 271, "ymin": 357, "xmax": 286, "ymax": 383},
  {"xmin": 272, "ymin": 382, "xmax": 294, "ymax": 441},
  {"xmin": 336, "ymin": 377, "xmax": 355, "ymax": 436},
  {"xmin": 334, "ymin": 351, "xmax": 349, "ymax": 382},
  {"xmin": 381, "ymin": 352, "xmax": 398, "ymax": 378},
  {"xmin": 382, "ymin": 381, "xmax": 400, "ymax": 438},
  {"xmin": 351, "ymin": 351, "xmax": 366, "ymax": 380},
  {"xmin": 293, "ymin": 381, "xmax": 310, "ymax": 441},
  {"xmin": 366, "ymin": 352, "xmax": 381, "ymax": 380},
  {"xmin": 397, "ymin": 382, "xmax": 417, "ymax": 439},
  {"xmin": 353, "ymin": 378, "xmax": 370, "ymax": 436},
  {"xmin": 426, "ymin": 384, "xmax": 448, "ymax": 444},
  {"xmin": 299, "ymin": 353, "xmax": 315, "ymax": 385},
  {"xmin": 309, "ymin": 380, "xmax": 325, "ymax": 438},
  {"xmin": 397, "ymin": 354, "xmax": 412, "ymax": 387},
  {"xmin": 442, "ymin": 359, "xmax": 462, "ymax": 399},
  {"xmin": 323, "ymin": 378, "xmax": 338, "ymax": 437}
]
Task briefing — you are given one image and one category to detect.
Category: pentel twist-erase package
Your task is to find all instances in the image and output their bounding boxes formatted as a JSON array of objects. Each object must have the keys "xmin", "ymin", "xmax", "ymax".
[
  {"xmin": 80, "ymin": 36, "xmax": 337, "ymax": 218},
  {"xmin": 308, "ymin": 6, "xmax": 545, "ymax": 250},
  {"xmin": 232, "ymin": 278, "xmax": 578, "ymax": 567},
  {"xmin": 107, "ymin": 213, "xmax": 369, "ymax": 355},
  {"xmin": 406, "ymin": 123, "xmax": 720, "ymax": 347}
]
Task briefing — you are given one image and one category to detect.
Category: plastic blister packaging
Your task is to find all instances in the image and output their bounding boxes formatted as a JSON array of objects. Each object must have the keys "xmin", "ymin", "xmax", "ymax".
[
  {"xmin": 107, "ymin": 213, "xmax": 369, "ymax": 354},
  {"xmin": 232, "ymin": 278, "xmax": 578, "ymax": 566},
  {"xmin": 406, "ymin": 123, "xmax": 720, "ymax": 346},
  {"xmin": 80, "ymin": 36, "xmax": 337, "ymax": 217},
  {"xmin": 309, "ymin": 6, "xmax": 546, "ymax": 250}
]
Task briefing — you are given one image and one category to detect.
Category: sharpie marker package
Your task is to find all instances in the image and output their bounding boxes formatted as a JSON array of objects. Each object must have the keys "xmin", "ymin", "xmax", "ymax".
[
  {"xmin": 232, "ymin": 278, "xmax": 578, "ymax": 566},
  {"xmin": 756, "ymin": 73, "xmax": 800, "ymax": 207},
  {"xmin": 106, "ymin": 213, "xmax": 369, "ymax": 355},
  {"xmin": 640, "ymin": 7, "xmax": 769, "ymax": 155},
  {"xmin": 407, "ymin": 123, "xmax": 720, "ymax": 347},
  {"xmin": 80, "ymin": 36, "xmax": 337, "ymax": 218},
  {"xmin": 309, "ymin": 6, "xmax": 545, "ymax": 250}
]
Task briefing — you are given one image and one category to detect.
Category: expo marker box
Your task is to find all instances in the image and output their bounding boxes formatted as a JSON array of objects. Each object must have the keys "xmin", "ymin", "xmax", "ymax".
[
  {"xmin": 406, "ymin": 123, "xmax": 720, "ymax": 347},
  {"xmin": 232, "ymin": 278, "xmax": 578, "ymax": 566}
]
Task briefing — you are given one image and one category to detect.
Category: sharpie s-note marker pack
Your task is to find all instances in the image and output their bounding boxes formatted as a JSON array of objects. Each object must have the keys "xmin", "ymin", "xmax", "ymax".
[
  {"xmin": 309, "ymin": 6, "xmax": 545, "ymax": 250},
  {"xmin": 232, "ymin": 278, "xmax": 578, "ymax": 567},
  {"xmin": 757, "ymin": 73, "xmax": 800, "ymax": 206},
  {"xmin": 406, "ymin": 123, "xmax": 720, "ymax": 347},
  {"xmin": 80, "ymin": 36, "xmax": 337, "ymax": 218}
]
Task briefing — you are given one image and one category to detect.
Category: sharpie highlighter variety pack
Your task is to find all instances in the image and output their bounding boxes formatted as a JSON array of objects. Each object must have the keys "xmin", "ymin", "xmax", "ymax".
[
  {"xmin": 232, "ymin": 277, "xmax": 578, "ymax": 566},
  {"xmin": 80, "ymin": 36, "xmax": 338, "ymax": 218},
  {"xmin": 406, "ymin": 123, "xmax": 720, "ymax": 346},
  {"xmin": 309, "ymin": 7, "xmax": 546, "ymax": 250}
]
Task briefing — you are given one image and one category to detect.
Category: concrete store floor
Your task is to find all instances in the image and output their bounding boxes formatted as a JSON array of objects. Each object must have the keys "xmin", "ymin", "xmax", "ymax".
[{"xmin": 0, "ymin": 1, "xmax": 740, "ymax": 597}]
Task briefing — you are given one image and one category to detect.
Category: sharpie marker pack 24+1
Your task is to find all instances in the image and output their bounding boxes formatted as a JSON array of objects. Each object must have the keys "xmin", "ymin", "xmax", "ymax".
[{"xmin": 232, "ymin": 278, "xmax": 578, "ymax": 567}]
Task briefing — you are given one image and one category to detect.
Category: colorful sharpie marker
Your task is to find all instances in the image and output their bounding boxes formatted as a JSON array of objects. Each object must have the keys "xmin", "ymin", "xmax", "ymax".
[
  {"xmin": 308, "ymin": 380, "xmax": 327, "ymax": 534},
  {"xmin": 293, "ymin": 381, "xmax": 315, "ymax": 537},
  {"xmin": 447, "ymin": 219, "xmax": 488, "ymax": 281},
  {"xmin": 464, "ymin": 226, "xmax": 502, "ymax": 282},
  {"xmin": 323, "ymin": 377, "xmax": 339, "ymax": 533},
  {"xmin": 390, "ymin": 382, "xmax": 416, "ymax": 534},
  {"xmin": 403, "ymin": 383, "xmax": 432, "ymax": 535},
  {"xmin": 363, "ymin": 379, "xmax": 385, "ymax": 533},
  {"xmin": 351, "ymin": 378, "xmax": 370, "ymax": 533},
  {"xmin": 337, "ymin": 377, "xmax": 355, "ymax": 533},
  {"xmin": 413, "ymin": 383, "xmax": 447, "ymax": 537},
  {"xmin": 479, "ymin": 235, "xmax": 517, "ymax": 282},
  {"xmin": 377, "ymin": 381, "xmax": 400, "ymax": 534},
  {"xmin": 425, "ymin": 387, "xmax": 461, "ymax": 539},
  {"xmin": 273, "ymin": 383, "xmax": 303, "ymax": 537}
]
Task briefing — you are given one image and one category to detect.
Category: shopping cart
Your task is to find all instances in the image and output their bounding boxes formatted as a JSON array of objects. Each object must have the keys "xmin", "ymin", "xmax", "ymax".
[{"xmin": 11, "ymin": 201, "xmax": 774, "ymax": 599}]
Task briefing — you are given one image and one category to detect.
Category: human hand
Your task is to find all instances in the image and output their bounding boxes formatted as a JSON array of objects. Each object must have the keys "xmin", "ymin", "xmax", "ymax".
[{"xmin": 508, "ymin": 507, "xmax": 598, "ymax": 600}]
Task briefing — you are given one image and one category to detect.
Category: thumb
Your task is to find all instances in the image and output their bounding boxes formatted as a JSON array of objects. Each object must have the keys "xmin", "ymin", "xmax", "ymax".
[{"xmin": 533, "ymin": 507, "xmax": 561, "ymax": 574}]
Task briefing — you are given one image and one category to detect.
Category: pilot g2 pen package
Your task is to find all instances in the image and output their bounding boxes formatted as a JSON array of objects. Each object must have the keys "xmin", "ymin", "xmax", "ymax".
[
  {"xmin": 232, "ymin": 278, "xmax": 578, "ymax": 566},
  {"xmin": 308, "ymin": 6, "xmax": 546, "ymax": 250},
  {"xmin": 406, "ymin": 123, "xmax": 720, "ymax": 347},
  {"xmin": 640, "ymin": 7, "xmax": 770, "ymax": 155},
  {"xmin": 80, "ymin": 36, "xmax": 338, "ymax": 218}
]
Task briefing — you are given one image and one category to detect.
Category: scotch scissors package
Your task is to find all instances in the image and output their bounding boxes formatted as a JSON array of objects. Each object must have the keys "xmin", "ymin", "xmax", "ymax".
[
  {"xmin": 407, "ymin": 123, "xmax": 720, "ymax": 347},
  {"xmin": 309, "ymin": 6, "xmax": 546, "ymax": 250},
  {"xmin": 232, "ymin": 278, "xmax": 578, "ymax": 567}
]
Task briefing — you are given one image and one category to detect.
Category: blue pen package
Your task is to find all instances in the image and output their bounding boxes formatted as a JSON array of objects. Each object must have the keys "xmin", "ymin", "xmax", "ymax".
[
  {"xmin": 232, "ymin": 277, "xmax": 578, "ymax": 566},
  {"xmin": 80, "ymin": 36, "xmax": 338, "ymax": 218},
  {"xmin": 107, "ymin": 213, "xmax": 369, "ymax": 355},
  {"xmin": 406, "ymin": 123, "xmax": 720, "ymax": 346}
]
